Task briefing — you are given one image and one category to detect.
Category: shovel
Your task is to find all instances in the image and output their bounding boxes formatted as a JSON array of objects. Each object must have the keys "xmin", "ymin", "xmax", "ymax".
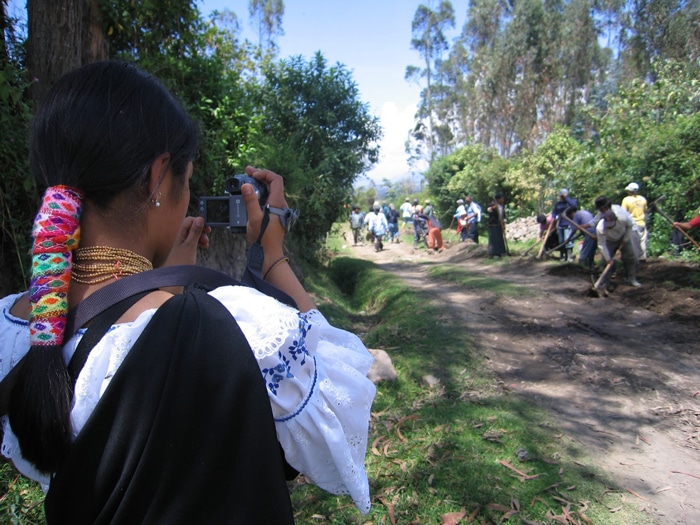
[
  {"xmin": 536, "ymin": 219, "xmax": 556, "ymax": 259},
  {"xmin": 545, "ymin": 232, "xmax": 582, "ymax": 257},
  {"xmin": 560, "ymin": 216, "xmax": 597, "ymax": 239},
  {"xmin": 589, "ymin": 261, "xmax": 615, "ymax": 297},
  {"xmin": 521, "ymin": 237, "xmax": 543, "ymax": 257}
]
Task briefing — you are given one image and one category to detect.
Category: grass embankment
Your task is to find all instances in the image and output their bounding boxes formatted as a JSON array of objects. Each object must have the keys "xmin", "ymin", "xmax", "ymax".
[{"xmin": 294, "ymin": 256, "xmax": 652, "ymax": 525}]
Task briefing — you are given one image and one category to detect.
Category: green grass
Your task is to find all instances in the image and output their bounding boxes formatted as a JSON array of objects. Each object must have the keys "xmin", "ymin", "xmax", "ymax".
[{"xmin": 0, "ymin": 461, "xmax": 45, "ymax": 524}]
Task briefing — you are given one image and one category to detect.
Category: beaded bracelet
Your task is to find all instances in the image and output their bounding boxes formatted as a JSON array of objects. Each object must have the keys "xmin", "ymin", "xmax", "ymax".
[{"xmin": 263, "ymin": 256, "xmax": 289, "ymax": 280}]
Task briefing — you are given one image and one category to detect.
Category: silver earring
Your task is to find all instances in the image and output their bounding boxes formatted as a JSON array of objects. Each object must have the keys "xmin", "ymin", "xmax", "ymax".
[{"xmin": 152, "ymin": 192, "xmax": 161, "ymax": 207}]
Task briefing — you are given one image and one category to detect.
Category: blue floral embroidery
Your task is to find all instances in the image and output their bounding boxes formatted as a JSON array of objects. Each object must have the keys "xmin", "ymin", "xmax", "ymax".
[
  {"xmin": 262, "ymin": 353, "xmax": 295, "ymax": 395},
  {"xmin": 276, "ymin": 356, "xmax": 318, "ymax": 423},
  {"xmin": 288, "ymin": 316, "xmax": 311, "ymax": 365},
  {"xmin": 262, "ymin": 315, "xmax": 312, "ymax": 395}
]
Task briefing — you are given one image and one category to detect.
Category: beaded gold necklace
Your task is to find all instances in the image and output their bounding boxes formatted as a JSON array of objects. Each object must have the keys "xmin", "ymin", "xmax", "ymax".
[{"xmin": 71, "ymin": 246, "xmax": 154, "ymax": 284}]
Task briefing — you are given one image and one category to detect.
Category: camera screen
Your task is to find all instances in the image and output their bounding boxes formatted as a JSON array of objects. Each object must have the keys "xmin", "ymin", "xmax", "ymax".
[
  {"xmin": 199, "ymin": 196, "xmax": 247, "ymax": 231},
  {"xmin": 200, "ymin": 197, "xmax": 230, "ymax": 227}
]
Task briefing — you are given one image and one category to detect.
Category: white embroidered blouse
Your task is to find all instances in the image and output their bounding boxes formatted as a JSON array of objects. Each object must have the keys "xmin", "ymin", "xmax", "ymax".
[{"xmin": 0, "ymin": 286, "xmax": 376, "ymax": 514}]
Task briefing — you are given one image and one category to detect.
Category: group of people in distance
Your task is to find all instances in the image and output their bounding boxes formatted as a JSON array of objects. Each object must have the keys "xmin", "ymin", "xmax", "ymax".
[
  {"xmin": 350, "ymin": 201, "xmax": 398, "ymax": 252},
  {"xmin": 349, "ymin": 198, "xmax": 444, "ymax": 252}
]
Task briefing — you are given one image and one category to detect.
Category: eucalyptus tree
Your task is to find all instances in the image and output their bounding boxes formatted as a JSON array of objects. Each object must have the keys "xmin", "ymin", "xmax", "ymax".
[
  {"xmin": 249, "ymin": 0, "xmax": 284, "ymax": 53},
  {"xmin": 405, "ymin": 1, "xmax": 456, "ymax": 162},
  {"xmin": 451, "ymin": 0, "xmax": 511, "ymax": 150}
]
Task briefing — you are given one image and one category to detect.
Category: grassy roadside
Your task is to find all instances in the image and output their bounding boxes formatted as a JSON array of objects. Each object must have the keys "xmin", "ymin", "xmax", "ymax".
[{"xmin": 297, "ymin": 255, "xmax": 653, "ymax": 525}]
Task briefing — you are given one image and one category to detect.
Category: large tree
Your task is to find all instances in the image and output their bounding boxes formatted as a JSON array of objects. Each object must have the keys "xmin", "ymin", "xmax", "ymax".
[
  {"xmin": 27, "ymin": 0, "xmax": 107, "ymax": 103},
  {"xmin": 405, "ymin": 1, "xmax": 456, "ymax": 161},
  {"xmin": 249, "ymin": 0, "xmax": 284, "ymax": 52}
]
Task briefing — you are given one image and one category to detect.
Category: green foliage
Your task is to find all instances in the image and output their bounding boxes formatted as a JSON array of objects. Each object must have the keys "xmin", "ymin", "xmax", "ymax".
[
  {"xmin": 252, "ymin": 53, "xmax": 381, "ymax": 257},
  {"xmin": 424, "ymin": 143, "xmax": 510, "ymax": 222},
  {"xmin": 0, "ymin": 58, "xmax": 36, "ymax": 293},
  {"xmin": 505, "ymin": 128, "xmax": 583, "ymax": 215},
  {"xmin": 101, "ymin": 1, "xmax": 260, "ymax": 201},
  {"xmin": 575, "ymin": 60, "xmax": 700, "ymax": 223}
]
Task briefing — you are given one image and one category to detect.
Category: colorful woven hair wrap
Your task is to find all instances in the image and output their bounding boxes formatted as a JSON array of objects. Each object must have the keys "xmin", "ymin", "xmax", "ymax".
[{"xmin": 29, "ymin": 185, "xmax": 84, "ymax": 347}]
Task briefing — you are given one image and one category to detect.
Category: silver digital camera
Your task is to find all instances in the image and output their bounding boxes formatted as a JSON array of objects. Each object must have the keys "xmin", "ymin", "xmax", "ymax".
[{"xmin": 198, "ymin": 175, "xmax": 268, "ymax": 232}]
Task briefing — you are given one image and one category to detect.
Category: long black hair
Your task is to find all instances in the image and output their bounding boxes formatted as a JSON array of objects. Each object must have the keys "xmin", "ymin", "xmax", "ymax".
[{"xmin": 9, "ymin": 60, "xmax": 199, "ymax": 473}]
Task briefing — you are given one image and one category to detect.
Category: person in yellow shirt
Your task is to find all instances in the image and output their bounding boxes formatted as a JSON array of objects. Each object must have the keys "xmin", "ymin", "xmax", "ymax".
[{"xmin": 621, "ymin": 182, "xmax": 647, "ymax": 260}]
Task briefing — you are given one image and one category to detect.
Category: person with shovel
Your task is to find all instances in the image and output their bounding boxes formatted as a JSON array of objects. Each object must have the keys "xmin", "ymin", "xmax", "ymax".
[
  {"xmin": 562, "ymin": 207, "xmax": 597, "ymax": 271},
  {"xmin": 536, "ymin": 213, "xmax": 560, "ymax": 253},
  {"xmin": 673, "ymin": 213, "xmax": 700, "ymax": 232},
  {"xmin": 552, "ymin": 189, "xmax": 578, "ymax": 261},
  {"xmin": 594, "ymin": 196, "xmax": 642, "ymax": 289}
]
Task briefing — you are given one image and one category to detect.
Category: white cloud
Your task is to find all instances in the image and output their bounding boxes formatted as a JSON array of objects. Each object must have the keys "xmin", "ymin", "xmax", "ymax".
[{"xmin": 365, "ymin": 101, "xmax": 418, "ymax": 184}]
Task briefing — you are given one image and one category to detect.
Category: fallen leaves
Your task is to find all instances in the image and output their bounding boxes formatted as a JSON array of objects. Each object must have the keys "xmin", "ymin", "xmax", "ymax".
[{"xmin": 499, "ymin": 460, "xmax": 546, "ymax": 482}]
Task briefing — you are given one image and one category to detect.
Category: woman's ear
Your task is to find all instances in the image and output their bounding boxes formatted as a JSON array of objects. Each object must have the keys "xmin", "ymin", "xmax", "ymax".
[{"xmin": 148, "ymin": 153, "xmax": 171, "ymax": 196}]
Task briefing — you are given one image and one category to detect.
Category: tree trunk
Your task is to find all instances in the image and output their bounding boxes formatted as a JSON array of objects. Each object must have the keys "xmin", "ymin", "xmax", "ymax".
[
  {"xmin": 27, "ymin": 0, "xmax": 107, "ymax": 104},
  {"xmin": 1, "ymin": 3, "xmax": 8, "ymax": 65}
]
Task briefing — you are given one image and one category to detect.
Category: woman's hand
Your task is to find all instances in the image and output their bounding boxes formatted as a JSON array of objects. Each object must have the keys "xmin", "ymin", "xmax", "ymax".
[
  {"xmin": 242, "ymin": 166, "xmax": 287, "ymax": 259},
  {"xmin": 163, "ymin": 216, "xmax": 210, "ymax": 267},
  {"xmin": 240, "ymin": 166, "xmax": 315, "ymax": 312}
]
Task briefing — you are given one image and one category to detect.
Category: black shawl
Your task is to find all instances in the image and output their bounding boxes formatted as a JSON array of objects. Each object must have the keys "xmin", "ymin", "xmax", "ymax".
[{"xmin": 44, "ymin": 288, "xmax": 295, "ymax": 524}]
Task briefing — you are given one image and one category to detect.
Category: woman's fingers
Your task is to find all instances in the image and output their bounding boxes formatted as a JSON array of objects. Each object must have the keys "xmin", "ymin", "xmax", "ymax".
[
  {"xmin": 245, "ymin": 166, "xmax": 288, "ymax": 208},
  {"xmin": 165, "ymin": 216, "xmax": 209, "ymax": 267}
]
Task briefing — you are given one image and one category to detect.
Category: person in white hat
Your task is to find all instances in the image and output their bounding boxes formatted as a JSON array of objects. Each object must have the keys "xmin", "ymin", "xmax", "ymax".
[{"xmin": 621, "ymin": 182, "xmax": 648, "ymax": 259}]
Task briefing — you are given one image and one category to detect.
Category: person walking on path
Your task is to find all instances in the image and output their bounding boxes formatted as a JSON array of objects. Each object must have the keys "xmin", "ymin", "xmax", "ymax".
[
  {"xmin": 412, "ymin": 203, "xmax": 425, "ymax": 247},
  {"xmin": 621, "ymin": 182, "xmax": 648, "ymax": 260},
  {"xmin": 487, "ymin": 193, "xmax": 508, "ymax": 257},
  {"xmin": 400, "ymin": 198, "xmax": 413, "ymax": 229},
  {"xmin": 350, "ymin": 205, "xmax": 365, "ymax": 246},
  {"xmin": 366, "ymin": 204, "xmax": 389, "ymax": 252},
  {"xmin": 594, "ymin": 196, "xmax": 641, "ymax": 288},
  {"xmin": 386, "ymin": 203, "xmax": 400, "ymax": 243}
]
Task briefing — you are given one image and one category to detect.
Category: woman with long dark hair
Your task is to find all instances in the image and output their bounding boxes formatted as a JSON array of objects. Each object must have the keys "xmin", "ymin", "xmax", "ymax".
[{"xmin": 0, "ymin": 60, "xmax": 375, "ymax": 523}]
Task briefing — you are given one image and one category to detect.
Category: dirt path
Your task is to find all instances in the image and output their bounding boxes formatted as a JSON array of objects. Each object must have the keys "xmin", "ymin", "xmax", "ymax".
[{"xmin": 348, "ymin": 232, "xmax": 700, "ymax": 525}]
